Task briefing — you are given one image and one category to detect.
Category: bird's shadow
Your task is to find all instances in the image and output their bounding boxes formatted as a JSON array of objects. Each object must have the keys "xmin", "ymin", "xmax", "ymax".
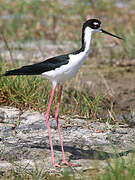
[{"xmin": 30, "ymin": 144, "xmax": 134, "ymax": 161}]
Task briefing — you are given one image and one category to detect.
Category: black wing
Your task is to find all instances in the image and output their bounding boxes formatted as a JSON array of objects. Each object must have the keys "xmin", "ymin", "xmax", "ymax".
[{"xmin": 2, "ymin": 54, "xmax": 69, "ymax": 76}]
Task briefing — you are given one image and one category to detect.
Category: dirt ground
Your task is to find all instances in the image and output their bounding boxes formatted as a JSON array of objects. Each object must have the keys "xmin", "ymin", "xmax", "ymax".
[{"xmin": 80, "ymin": 60, "xmax": 135, "ymax": 117}]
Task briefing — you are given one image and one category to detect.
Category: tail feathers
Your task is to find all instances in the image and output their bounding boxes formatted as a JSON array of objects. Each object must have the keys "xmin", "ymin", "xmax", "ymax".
[
  {"xmin": 0, "ymin": 69, "xmax": 25, "ymax": 76},
  {"xmin": 3, "ymin": 68, "xmax": 28, "ymax": 76},
  {"xmin": 0, "ymin": 65, "xmax": 41, "ymax": 76}
]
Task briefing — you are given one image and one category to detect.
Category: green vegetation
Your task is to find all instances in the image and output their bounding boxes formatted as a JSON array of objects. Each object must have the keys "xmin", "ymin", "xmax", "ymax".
[
  {"xmin": 1, "ymin": 152, "xmax": 135, "ymax": 180},
  {"xmin": 99, "ymin": 153, "xmax": 135, "ymax": 180},
  {"xmin": 0, "ymin": 58, "xmax": 103, "ymax": 119},
  {"xmin": 0, "ymin": 0, "xmax": 134, "ymax": 60},
  {"xmin": 0, "ymin": 0, "xmax": 135, "ymax": 179},
  {"xmin": 1, "ymin": 0, "xmax": 134, "ymax": 118}
]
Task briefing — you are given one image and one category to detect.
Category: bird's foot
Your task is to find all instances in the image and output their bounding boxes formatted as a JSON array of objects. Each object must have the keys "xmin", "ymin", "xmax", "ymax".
[
  {"xmin": 53, "ymin": 162, "xmax": 60, "ymax": 168},
  {"xmin": 52, "ymin": 160, "xmax": 80, "ymax": 168},
  {"xmin": 61, "ymin": 160, "xmax": 79, "ymax": 167}
]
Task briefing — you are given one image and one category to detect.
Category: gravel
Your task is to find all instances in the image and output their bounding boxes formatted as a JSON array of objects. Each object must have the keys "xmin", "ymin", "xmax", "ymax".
[{"xmin": 0, "ymin": 106, "xmax": 135, "ymax": 176}]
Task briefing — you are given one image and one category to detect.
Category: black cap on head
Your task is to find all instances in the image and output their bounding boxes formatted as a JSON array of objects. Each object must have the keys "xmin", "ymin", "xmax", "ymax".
[
  {"xmin": 83, "ymin": 19, "xmax": 101, "ymax": 29},
  {"xmin": 83, "ymin": 19, "xmax": 123, "ymax": 40}
]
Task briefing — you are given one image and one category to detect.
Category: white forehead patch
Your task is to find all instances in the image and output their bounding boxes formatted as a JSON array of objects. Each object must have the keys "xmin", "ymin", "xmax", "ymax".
[{"xmin": 93, "ymin": 22, "xmax": 99, "ymax": 25}]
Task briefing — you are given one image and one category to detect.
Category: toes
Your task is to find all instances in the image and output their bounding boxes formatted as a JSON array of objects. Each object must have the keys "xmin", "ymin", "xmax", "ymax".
[
  {"xmin": 53, "ymin": 163, "xmax": 60, "ymax": 168},
  {"xmin": 61, "ymin": 160, "xmax": 80, "ymax": 167}
]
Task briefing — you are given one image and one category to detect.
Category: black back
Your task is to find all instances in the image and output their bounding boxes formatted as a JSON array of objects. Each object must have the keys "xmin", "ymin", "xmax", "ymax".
[
  {"xmin": 3, "ymin": 54, "xmax": 69, "ymax": 76},
  {"xmin": 2, "ymin": 19, "xmax": 101, "ymax": 76}
]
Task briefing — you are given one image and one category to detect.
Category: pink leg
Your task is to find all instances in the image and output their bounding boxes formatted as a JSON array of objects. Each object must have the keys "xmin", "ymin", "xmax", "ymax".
[
  {"xmin": 45, "ymin": 86, "xmax": 59, "ymax": 168},
  {"xmin": 55, "ymin": 85, "xmax": 78, "ymax": 167}
]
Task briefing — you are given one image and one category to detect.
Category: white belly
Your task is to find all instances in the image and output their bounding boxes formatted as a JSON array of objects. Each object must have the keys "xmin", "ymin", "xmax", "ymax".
[{"xmin": 42, "ymin": 51, "xmax": 89, "ymax": 85}]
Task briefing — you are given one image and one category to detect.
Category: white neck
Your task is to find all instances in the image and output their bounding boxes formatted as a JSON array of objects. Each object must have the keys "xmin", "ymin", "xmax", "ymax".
[
  {"xmin": 67, "ymin": 27, "xmax": 94, "ymax": 80},
  {"xmin": 83, "ymin": 27, "xmax": 93, "ymax": 54}
]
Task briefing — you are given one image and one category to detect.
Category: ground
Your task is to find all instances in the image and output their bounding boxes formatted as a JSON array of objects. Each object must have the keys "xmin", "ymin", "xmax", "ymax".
[
  {"xmin": 81, "ymin": 61, "xmax": 135, "ymax": 114},
  {"xmin": 0, "ymin": 107, "xmax": 135, "ymax": 179},
  {"xmin": 0, "ymin": 0, "xmax": 135, "ymax": 179}
]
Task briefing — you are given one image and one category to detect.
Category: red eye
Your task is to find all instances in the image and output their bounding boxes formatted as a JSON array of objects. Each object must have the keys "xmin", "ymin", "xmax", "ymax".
[{"xmin": 93, "ymin": 22, "xmax": 99, "ymax": 29}]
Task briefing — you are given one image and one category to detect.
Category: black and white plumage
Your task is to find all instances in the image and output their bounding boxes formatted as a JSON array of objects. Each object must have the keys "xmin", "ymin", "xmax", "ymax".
[
  {"xmin": 1, "ymin": 19, "xmax": 122, "ymax": 86},
  {"xmin": 4, "ymin": 54, "xmax": 69, "ymax": 76},
  {"xmin": 1, "ymin": 19, "xmax": 123, "ymax": 168}
]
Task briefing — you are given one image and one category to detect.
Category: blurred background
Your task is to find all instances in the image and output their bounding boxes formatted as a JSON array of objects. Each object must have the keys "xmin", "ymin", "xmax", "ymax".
[{"xmin": 0, "ymin": 0, "xmax": 135, "ymax": 121}]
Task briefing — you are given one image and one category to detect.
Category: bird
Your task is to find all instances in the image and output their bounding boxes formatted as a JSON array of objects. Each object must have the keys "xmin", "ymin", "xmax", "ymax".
[{"xmin": 1, "ymin": 19, "xmax": 123, "ymax": 168}]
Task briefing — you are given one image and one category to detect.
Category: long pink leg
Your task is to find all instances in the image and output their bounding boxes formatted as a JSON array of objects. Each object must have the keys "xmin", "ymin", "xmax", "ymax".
[
  {"xmin": 45, "ymin": 85, "xmax": 59, "ymax": 168},
  {"xmin": 55, "ymin": 85, "xmax": 78, "ymax": 167}
]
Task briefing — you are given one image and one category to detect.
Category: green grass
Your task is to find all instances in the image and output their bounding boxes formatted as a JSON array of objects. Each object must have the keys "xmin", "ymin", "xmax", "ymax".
[
  {"xmin": 0, "ymin": 0, "xmax": 134, "ymax": 119},
  {"xmin": 124, "ymin": 29, "xmax": 135, "ymax": 59},
  {"xmin": 0, "ymin": 59, "xmax": 104, "ymax": 119},
  {"xmin": 0, "ymin": 169, "xmax": 78, "ymax": 180},
  {"xmin": 99, "ymin": 154, "xmax": 135, "ymax": 180},
  {"xmin": 0, "ymin": 0, "xmax": 134, "ymax": 62},
  {"xmin": 0, "ymin": 1, "xmax": 135, "ymax": 179},
  {"xmin": 1, "ymin": 152, "xmax": 135, "ymax": 180}
]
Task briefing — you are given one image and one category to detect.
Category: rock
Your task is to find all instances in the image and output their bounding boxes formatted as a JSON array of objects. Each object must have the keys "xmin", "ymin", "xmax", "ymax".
[
  {"xmin": 0, "ymin": 110, "xmax": 4, "ymax": 122},
  {"xmin": 129, "ymin": 116, "xmax": 135, "ymax": 125},
  {"xmin": 0, "ymin": 106, "xmax": 135, "ymax": 178}
]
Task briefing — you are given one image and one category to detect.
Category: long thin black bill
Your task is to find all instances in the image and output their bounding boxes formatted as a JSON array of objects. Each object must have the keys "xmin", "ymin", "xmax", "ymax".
[{"xmin": 101, "ymin": 29, "xmax": 123, "ymax": 40}]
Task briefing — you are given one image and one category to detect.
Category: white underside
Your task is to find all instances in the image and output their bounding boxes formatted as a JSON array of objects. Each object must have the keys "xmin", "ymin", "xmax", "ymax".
[
  {"xmin": 42, "ymin": 27, "xmax": 93, "ymax": 87},
  {"xmin": 42, "ymin": 51, "xmax": 89, "ymax": 86}
]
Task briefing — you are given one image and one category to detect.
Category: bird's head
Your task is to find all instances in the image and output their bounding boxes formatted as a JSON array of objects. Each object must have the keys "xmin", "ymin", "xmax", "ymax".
[{"xmin": 83, "ymin": 19, "xmax": 123, "ymax": 40}]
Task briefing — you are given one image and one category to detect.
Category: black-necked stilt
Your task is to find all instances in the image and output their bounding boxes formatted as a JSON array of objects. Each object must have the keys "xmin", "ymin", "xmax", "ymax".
[{"xmin": 1, "ymin": 19, "xmax": 123, "ymax": 167}]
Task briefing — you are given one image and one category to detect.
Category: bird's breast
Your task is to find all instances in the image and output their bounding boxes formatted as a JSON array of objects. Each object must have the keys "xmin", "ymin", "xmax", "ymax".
[{"xmin": 42, "ymin": 51, "xmax": 89, "ymax": 84}]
